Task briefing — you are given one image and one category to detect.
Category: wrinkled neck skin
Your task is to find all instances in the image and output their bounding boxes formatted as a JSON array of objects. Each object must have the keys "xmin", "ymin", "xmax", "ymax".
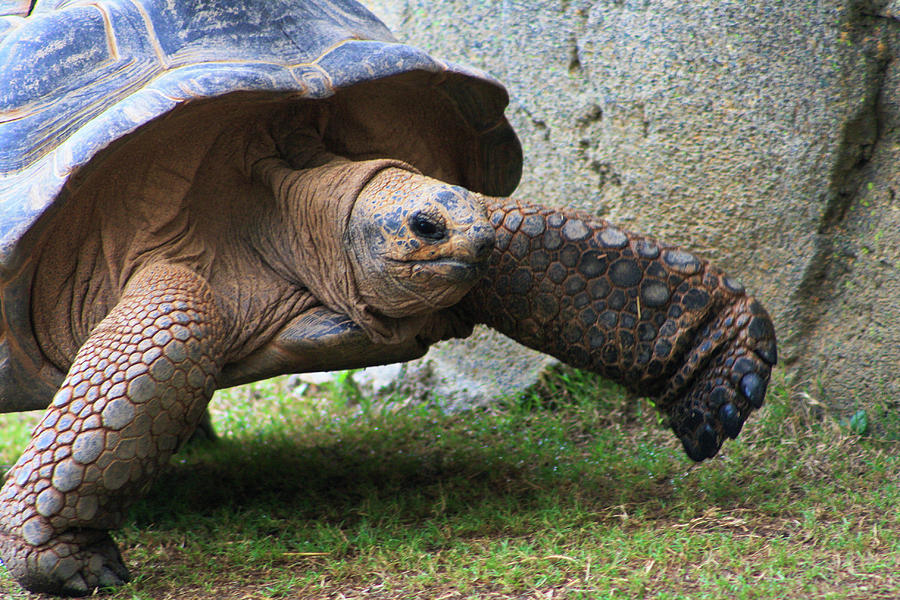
[
  {"xmin": 245, "ymin": 116, "xmax": 495, "ymax": 347},
  {"xmin": 248, "ymin": 152, "xmax": 442, "ymax": 346}
]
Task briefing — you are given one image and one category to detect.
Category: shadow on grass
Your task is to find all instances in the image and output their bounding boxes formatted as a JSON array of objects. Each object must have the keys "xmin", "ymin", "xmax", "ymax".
[
  {"xmin": 128, "ymin": 405, "xmax": 788, "ymax": 545},
  {"xmin": 130, "ymin": 386, "xmax": 900, "ymax": 554},
  {"xmin": 132, "ymin": 417, "xmax": 681, "ymax": 536}
]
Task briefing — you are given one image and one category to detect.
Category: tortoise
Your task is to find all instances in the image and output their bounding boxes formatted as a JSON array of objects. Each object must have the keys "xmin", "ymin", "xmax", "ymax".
[{"xmin": 0, "ymin": 0, "xmax": 777, "ymax": 595}]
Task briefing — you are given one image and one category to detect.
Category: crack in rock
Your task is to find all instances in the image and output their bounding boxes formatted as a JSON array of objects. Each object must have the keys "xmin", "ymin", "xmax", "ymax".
[{"xmin": 785, "ymin": 11, "xmax": 899, "ymax": 362}]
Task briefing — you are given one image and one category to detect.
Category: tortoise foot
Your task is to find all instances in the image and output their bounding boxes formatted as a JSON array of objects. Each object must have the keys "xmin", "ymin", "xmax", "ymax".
[
  {"xmin": 663, "ymin": 297, "xmax": 777, "ymax": 461},
  {"xmin": 1, "ymin": 528, "xmax": 131, "ymax": 596}
]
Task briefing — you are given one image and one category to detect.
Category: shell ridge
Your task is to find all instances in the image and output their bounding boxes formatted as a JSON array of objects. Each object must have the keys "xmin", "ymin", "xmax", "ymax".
[
  {"xmin": 1, "ymin": 57, "xmax": 162, "ymax": 172},
  {"xmin": 124, "ymin": 0, "xmax": 167, "ymax": 68},
  {"xmin": 90, "ymin": 0, "xmax": 119, "ymax": 59}
]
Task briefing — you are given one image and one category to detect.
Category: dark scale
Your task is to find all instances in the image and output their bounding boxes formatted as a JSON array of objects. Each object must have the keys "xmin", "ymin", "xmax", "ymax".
[
  {"xmin": 682, "ymin": 288, "xmax": 710, "ymax": 311},
  {"xmin": 654, "ymin": 339, "xmax": 673, "ymax": 359},
  {"xmin": 510, "ymin": 269, "xmax": 533, "ymax": 294},
  {"xmin": 668, "ymin": 303, "xmax": 683, "ymax": 319},
  {"xmin": 587, "ymin": 327, "xmax": 605, "ymax": 349},
  {"xmin": 637, "ymin": 322, "xmax": 657, "ymax": 341},
  {"xmin": 579, "ymin": 308, "xmax": 598, "ymax": 326},
  {"xmin": 508, "ymin": 295, "xmax": 529, "ymax": 318},
  {"xmin": 608, "ymin": 290, "xmax": 627, "ymax": 310},
  {"xmin": 495, "ymin": 229, "xmax": 512, "ymax": 250},
  {"xmin": 521, "ymin": 214, "xmax": 545, "ymax": 237},
  {"xmin": 647, "ymin": 262, "xmax": 668, "ymax": 279},
  {"xmin": 534, "ymin": 294, "xmax": 560, "ymax": 321},
  {"xmin": 598, "ymin": 310, "xmax": 618, "ymax": 328},
  {"xmin": 666, "ymin": 273, "xmax": 685, "ymax": 289},
  {"xmin": 703, "ymin": 272, "xmax": 721, "ymax": 289},
  {"xmin": 589, "ymin": 279, "xmax": 611, "ymax": 299},
  {"xmin": 560, "ymin": 245, "xmax": 580, "ymax": 267},
  {"xmin": 508, "ymin": 234, "xmax": 530, "ymax": 259},
  {"xmin": 543, "ymin": 229, "xmax": 563, "ymax": 250},
  {"xmin": 647, "ymin": 359, "xmax": 664, "ymax": 378},
  {"xmin": 529, "ymin": 249, "xmax": 551, "ymax": 271},
  {"xmin": 748, "ymin": 316, "xmax": 774, "ymax": 341},
  {"xmin": 563, "ymin": 322, "xmax": 583, "ymax": 344},
  {"xmin": 564, "ymin": 276, "xmax": 585, "ymax": 295},
  {"xmin": 547, "ymin": 262, "xmax": 568, "ymax": 284},
  {"xmin": 503, "ymin": 210, "xmax": 523, "ymax": 231},
  {"xmin": 577, "ymin": 251, "xmax": 607, "ymax": 277},
  {"xmin": 601, "ymin": 345, "xmax": 620, "ymax": 365},
  {"xmin": 495, "ymin": 274, "xmax": 510, "ymax": 296},
  {"xmin": 636, "ymin": 343, "xmax": 652, "ymax": 365}
]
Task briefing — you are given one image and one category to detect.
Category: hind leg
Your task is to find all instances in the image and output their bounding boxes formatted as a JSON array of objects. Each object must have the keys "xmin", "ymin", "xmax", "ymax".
[{"xmin": 0, "ymin": 264, "xmax": 226, "ymax": 595}]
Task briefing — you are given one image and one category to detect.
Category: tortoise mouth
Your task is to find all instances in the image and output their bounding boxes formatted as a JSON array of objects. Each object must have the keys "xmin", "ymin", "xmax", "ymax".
[{"xmin": 391, "ymin": 257, "xmax": 487, "ymax": 283}]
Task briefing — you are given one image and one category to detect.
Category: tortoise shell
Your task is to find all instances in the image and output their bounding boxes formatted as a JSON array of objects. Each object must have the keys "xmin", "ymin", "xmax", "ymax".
[{"xmin": 0, "ymin": 0, "xmax": 522, "ymax": 411}]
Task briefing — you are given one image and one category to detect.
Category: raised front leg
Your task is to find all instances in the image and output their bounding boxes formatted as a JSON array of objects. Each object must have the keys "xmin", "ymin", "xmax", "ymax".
[
  {"xmin": 0, "ymin": 264, "xmax": 225, "ymax": 595},
  {"xmin": 462, "ymin": 199, "xmax": 778, "ymax": 461}
]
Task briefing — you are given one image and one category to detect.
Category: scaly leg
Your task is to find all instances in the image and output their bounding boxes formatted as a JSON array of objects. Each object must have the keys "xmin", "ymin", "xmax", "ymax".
[
  {"xmin": 0, "ymin": 264, "xmax": 226, "ymax": 595},
  {"xmin": 461, "ymin": 198, "xmax": 778, "ymax": 461}
]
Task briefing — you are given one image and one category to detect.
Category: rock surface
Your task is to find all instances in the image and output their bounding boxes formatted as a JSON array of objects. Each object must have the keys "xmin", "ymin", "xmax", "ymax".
[{"xmin": 359, "ymin": 0, "xmax": 900, "ymax": 416}]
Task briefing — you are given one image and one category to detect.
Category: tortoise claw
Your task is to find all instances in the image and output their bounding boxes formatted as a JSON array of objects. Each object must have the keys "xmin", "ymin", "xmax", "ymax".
[
  {"xmin": 718, "ymin": 402, "xmax": 743, "ymax": 439},
  {"xmin": 740, "ymin": 372, "xmax": 767, "ymax": 408},
  {"xmin": 1, "ymin": 520, "xmax": 131, "ymax": 596},
  {"xmin": 65, "ymin": 574, "xmax": 90, "ymax": 596},
  {"xmin": 664, "ymin": 296, "xmax": 776, "ymax": 462},
  {"xmin": 697, "ymin": 423, "xmax": 719, "ymax": 459}
]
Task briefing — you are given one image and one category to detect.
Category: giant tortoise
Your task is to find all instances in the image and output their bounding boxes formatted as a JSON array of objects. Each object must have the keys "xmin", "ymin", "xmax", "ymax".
[{"xmin": 0, "ymin": 0, "xmax": 777, "ymax": 595}]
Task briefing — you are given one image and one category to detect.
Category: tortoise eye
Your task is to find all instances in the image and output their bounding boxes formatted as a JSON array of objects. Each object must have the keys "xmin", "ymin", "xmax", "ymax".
[{"xmin": 409, "ymin": 211, "xmax": 446, "ymax": 242}]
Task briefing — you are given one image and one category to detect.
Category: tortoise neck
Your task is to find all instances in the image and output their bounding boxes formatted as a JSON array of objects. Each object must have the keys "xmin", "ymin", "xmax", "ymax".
[{"xmin": 255, "ymin": 157, "xmax": 440, "ymax": 345}]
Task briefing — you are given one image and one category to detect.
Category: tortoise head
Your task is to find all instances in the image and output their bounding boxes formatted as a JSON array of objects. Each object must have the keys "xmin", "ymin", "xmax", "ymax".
[{"xmin": 348, "ymin": 168, "xmax": 495, "ymax": 318}]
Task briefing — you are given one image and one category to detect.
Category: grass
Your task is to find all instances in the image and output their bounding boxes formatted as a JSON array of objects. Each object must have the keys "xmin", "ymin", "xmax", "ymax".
[{"xmin": 1, "ymin": 368, "xmax": 899, "ymax": 599}]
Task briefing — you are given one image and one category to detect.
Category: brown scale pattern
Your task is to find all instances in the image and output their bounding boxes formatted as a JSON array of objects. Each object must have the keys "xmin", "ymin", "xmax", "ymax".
[
  {"xmin": 0, "ymin": 264, "xmax": 225, "ymax": 595},
  {"xmin": 463, "ymin": 198, "xmax": 777, "ymax": 461}
]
